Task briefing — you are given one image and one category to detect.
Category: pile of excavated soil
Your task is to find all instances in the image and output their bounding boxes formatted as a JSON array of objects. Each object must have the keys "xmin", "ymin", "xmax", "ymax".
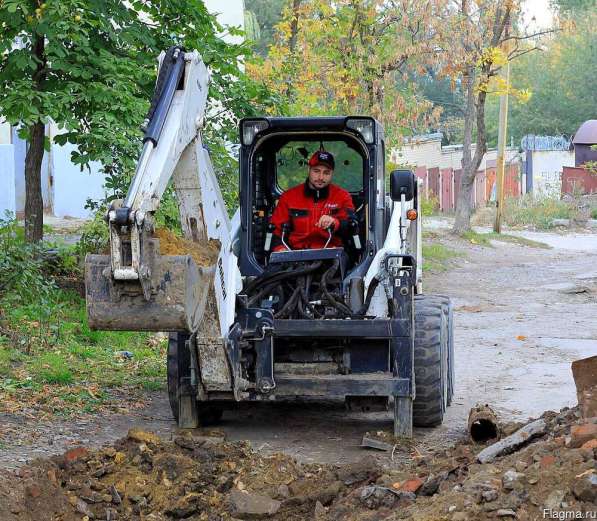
[
  {"xmin": 1, "ymin": 407, "xmax": 595, "ymax": 520},
  {"xmin": 155, "ymin": 228, "xmax": 220, "ymax": 267}
]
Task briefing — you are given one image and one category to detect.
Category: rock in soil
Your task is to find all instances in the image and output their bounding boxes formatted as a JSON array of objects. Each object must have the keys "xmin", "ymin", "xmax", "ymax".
[{"xmin": 228, "ymin": 488, "xmax": 281, "ymax": 518}]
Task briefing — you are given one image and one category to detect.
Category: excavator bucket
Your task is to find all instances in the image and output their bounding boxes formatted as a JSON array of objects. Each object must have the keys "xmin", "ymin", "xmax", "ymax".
[{"xmin": 85, "ymin": 249, "xmax": 214, "ymax": 332}]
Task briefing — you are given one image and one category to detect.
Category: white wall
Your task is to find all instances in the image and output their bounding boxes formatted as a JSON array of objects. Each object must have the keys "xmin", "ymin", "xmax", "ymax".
[
  {"xmin": 0, "ymin": 145, "xmax": 16, "ymax": 216},
  {"xmin": 531, "ymin": 149, "xmax": 575, "ymax": 196},
  {"xmin": 51, "ymin": 142, "xmax": 106, "ymax": 218},
  {"xmin": 0, "ymin": 121, "xmax": 11, "ymax": 145},
  {"xmin": 391, "ymin": 139, "xmax": 443, "ymax": 168}
]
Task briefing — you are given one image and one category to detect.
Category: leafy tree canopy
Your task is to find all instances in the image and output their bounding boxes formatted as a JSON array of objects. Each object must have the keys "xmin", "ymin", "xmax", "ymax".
[
  {"xmin": 0, "ymin": 0, "xmax": 281, "ymax": 200},
  {"xmin": 244, "ymin": 0, "xmax": 285, "ymax": 56},
  {"xmin": 485, "ymin": 10, "xmax": 597, "ymax": 146},
  {"xmin": 247, "ymin": 0, "xmax": 443, "ymax": 146}
]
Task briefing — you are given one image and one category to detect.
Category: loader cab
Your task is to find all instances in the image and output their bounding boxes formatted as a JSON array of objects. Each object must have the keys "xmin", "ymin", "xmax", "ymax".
[{"xmin": 238, "ymin": 116, "xmax": 386, "ymax": 277}]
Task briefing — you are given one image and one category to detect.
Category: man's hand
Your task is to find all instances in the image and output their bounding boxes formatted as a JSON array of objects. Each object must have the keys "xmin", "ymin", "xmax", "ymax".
[{"xmin": 317, "ymin": 215, "xmax": 337, "ymax": 229}]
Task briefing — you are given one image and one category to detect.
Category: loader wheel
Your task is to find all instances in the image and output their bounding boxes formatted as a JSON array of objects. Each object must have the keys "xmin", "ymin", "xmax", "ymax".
[
  {"xmin": 167, "ymin": 333, "xmax": 223, "ymax": 425},
  {"xmin": 413, "ymin": 296, "xmax": 448, "ymax": 427},
  {"xmin": 415, "ymin": 295, "xmax": 455, "ymax": 406}
]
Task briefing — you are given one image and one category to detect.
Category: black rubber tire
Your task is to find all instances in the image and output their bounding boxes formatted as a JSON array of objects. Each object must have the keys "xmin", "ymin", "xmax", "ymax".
[
  {"xmin": 167, "ymin": 332, "xmax": 224, "ymax": 425},
  {"xmin": 413, "ymin": 296, "xmax": 448, "ymax": 427},
  {"xmin": 415, "ymin": 295, "xmax": 454, "ymax": 406}
]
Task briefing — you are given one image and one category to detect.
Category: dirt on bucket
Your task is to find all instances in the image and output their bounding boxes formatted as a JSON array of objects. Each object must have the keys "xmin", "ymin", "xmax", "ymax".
[{"xmin": 154, "ymin": 228, "xmax": 220, "ymax": 267}]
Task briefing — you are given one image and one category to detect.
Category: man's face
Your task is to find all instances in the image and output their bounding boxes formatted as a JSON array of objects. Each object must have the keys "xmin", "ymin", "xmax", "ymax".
[{"xmin": 308, "ymin": 164, "xmax": 334, "ymax": 190}]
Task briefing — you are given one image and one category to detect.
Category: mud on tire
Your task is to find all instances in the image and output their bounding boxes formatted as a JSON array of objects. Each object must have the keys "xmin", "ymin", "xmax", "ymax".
[
  {"xmin": 413, "ymin": 295, "xmax": 449, "ymax": 427},
  {"xmin": 167, "ymin": 332, "xmax": 223, "ymax": 425}
]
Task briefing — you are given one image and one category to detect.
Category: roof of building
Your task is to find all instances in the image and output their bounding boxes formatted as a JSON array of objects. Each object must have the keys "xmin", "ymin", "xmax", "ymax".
[
  {"xmin": 572, "ymin": 120, "xmax": 597, "ymax": 145},
  {"xmin": 402, "ymin": 132, "xmax": 443, "ymax": 145}
]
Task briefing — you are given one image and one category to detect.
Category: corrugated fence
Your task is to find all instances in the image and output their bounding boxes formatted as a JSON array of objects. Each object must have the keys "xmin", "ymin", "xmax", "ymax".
[{"xmin": 415, "ymin": 164, "xmax": 521, "ymax": 212}]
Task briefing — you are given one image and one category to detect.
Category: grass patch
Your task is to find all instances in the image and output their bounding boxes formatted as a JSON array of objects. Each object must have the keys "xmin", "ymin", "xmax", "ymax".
[
  {"xmin": 0, "ymin": 289, "xmax": 167, "ymax": 416},
  {"xmin": 34, "ymin": 353, "xmax": 74, "ymax": 385},
  {"xmin": 422, "ymin": 242, "xmax": 463, "ymax": 272},
  {"xmin": 485, "ymin": 233, "xmax": 550, "ymax": 249},
  {"xmin": 0, "ymin": 214, "xmax": 166, "ymax": 416},
  {"xmin": 462, "ymin": 230, "xmax": 492, "ymax": 246},
  {"xmin": 462, "ymin": 230, "xmax": 550, "ymax": 249}
]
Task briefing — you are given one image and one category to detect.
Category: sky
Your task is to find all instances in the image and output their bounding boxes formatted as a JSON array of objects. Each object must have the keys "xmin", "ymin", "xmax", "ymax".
[{"xmin": 522, "ymin": 0, "xmax": 556, "ymax": 31}]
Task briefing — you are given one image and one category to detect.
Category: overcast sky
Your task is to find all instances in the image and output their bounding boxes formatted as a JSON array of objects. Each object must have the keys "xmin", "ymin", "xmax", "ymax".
[{"xmin": 522, "ymin": 0, "xmax": 556, "ymax": 31}]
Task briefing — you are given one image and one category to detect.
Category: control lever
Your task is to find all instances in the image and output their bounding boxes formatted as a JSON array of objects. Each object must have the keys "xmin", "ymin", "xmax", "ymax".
[
  {"xmin": 323, "ymin": 225, "xmax": 333, "ymax": 249},
  {"xmin": 264, "ymin": 223, "xmax": 276, "ymax": 252},
  {"xmin": 281, "ymin": 222, "xmax": 292, "ymax": 251},
  {"xmin": 347, "ymin": 210, "xmax": 361, "ymax": 250}
]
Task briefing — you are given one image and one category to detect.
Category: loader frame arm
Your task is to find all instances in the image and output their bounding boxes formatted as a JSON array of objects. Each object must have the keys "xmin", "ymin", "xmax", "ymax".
[{"xmin": 107, "ymin": 48, "xmax": 230, "ymax": 300}]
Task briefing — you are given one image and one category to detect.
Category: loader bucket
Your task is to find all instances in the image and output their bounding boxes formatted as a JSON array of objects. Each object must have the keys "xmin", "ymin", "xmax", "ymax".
[{"xmin": 85, "ymin": 253, "xmax": 214, "ymax": 332}]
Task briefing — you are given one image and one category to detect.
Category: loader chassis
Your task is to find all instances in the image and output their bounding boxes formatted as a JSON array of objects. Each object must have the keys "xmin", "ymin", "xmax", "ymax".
[{"xmin": 84, "ymin": 48, "xmax": 453, "ymax": 438}]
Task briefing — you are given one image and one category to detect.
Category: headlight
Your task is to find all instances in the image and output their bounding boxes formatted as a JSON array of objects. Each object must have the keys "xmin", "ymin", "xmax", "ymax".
[
  {"xmin": 346, "ymin": 118, "xmax": 375, "ymax": 144},
  {"xmin": 241, "ymin": 119, "xmax": 269, "ymax": 146}
]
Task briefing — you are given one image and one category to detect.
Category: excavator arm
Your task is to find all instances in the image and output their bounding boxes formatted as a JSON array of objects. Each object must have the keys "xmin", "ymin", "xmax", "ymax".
[{"xmin": 86, "ymin": 48, "xmax": 231, "ymax": 334}]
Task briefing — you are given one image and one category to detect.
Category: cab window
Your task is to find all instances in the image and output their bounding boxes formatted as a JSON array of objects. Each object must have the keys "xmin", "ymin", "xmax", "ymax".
[{"xmin": 276, "ymin": 140, "xmax": 363, "ymax": 193}]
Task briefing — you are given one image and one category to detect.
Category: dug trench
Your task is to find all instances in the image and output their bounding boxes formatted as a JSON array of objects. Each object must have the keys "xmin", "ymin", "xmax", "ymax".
[{"xmin": 1, "ymin": 228, "xmax": 596, "ymax": 519}]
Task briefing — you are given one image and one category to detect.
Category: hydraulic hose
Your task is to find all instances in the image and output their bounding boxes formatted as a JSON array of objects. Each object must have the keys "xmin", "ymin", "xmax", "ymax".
[
  {"xmin": 242, "ymin": 261, "xmax": 323, "ymax": 309},
  {"xmin": 320, "ymin": 260, "xmax": 353, "ymax": 316},
  {"xmin": 356, "ymin": 276, "xmax": 381, "ymax": 316}
]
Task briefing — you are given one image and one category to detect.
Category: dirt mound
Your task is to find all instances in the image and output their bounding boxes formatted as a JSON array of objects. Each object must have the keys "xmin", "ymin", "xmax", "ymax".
[
  {"xmin": 0, "ymin": 429, "xmax": 351, "ymax": 521},
  {"xmin": 155, "ymin": 228, "xmax": 220, "ymax": 267},
  {"xmin": 1, "ymin": 407, "xmax": 595, "ymax": 520}
]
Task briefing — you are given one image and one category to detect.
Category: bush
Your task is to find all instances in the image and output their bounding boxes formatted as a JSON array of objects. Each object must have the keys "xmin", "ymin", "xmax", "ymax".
[
  {"xmin": 503, "ymin": 195, "xmax": 572, "ymax": 229},
  {"xmin": 421, "ymin": 195, "xmax": 439, "ymax": 216},
  {"xmin": 75, "ymin": 209, "xmax": 109, "ymax": 257},
  {"xmin": 0, "ymin": 213, "xmax": 57, "ymax": 304}
]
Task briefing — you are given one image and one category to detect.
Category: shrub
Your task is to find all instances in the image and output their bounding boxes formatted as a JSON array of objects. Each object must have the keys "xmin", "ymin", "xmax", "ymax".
[
  {"xmin": 0, "ymin": 213, "xmax": 57, "ymax": 304},
  {"xmin": 503, "ymin": 195, "xmax": 571, "ymax": 229},
  {"xmin": 421, "ymin": 195, "xmax": 440, "ymax": 216},
  {"xmin": 75, "ymin": 209, "xmax": 109, "ymax": 257}
]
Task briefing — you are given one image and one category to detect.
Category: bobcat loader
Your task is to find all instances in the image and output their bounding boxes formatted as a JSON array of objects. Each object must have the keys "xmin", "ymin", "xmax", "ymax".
[{"xmin": 85, "ymin": 47, "xmax": 455, "ymax": 437}]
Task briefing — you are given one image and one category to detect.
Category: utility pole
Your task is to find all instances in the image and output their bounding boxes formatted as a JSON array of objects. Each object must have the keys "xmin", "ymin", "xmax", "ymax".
[{"xmin": 493, "ymin": 57, "xmax": 510, "ymax": 233}]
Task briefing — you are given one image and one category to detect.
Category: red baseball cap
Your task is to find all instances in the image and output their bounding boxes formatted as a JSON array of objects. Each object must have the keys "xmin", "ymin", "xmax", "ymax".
[{"xmin": 308, "ymin": 151, "xmax": 335, "ymax": 169}]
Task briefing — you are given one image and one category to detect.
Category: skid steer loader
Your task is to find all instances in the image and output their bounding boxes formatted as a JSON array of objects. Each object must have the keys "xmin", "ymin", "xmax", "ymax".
[{"xmin": 85, "ymin": 47, "xmax": 454, "ymax": 437}]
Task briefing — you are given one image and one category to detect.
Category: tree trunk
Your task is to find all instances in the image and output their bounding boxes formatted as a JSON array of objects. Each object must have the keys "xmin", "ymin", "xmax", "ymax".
[
  {"xmin": 24, "ymin": 120, "xmax": 46, "ymax": 243},
  {"xmin": 285, "ymin": 0, "xmax": 302, "ymax": 100},
  {"xmin": 453, "ymin": 68, "xmax": 488, "ymax": 234},
  {"xmin": 24, "ymin": 32, "xmax": 47, "ymax": 243},
  {"xmin": 453, "ymin": 68, "xmax": 476, "ymax": 234}
]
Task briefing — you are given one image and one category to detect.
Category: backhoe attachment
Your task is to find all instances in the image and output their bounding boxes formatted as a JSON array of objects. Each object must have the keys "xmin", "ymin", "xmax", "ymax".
[{"xmin": 85, "ymin": 47, "xmax": 230, "ymax": 333}]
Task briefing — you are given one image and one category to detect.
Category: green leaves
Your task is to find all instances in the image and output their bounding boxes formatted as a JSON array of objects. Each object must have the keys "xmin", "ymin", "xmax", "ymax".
[{"xmin": 0, "ymin": 0, "xmax": 279, "ymax": 208}]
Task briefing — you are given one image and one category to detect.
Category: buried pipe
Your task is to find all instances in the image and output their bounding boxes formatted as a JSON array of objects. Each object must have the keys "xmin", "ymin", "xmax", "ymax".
[{"xmin": 468, "ymin": 404, "xmax": 501, "ymax": 443}]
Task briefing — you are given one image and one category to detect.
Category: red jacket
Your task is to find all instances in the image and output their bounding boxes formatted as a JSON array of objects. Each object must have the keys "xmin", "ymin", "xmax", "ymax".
[{"xmin": 271, "ymin": 181, "xmax": 354, "ymax": 251}]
